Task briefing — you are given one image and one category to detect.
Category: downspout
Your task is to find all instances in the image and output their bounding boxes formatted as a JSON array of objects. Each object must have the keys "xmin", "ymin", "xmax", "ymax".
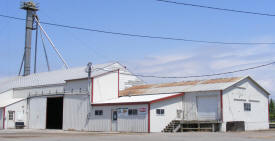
[
  {"xmin": 3, "ymin": 107, "xmax": 5, "ymax": 129},
  {"xmin": 220, "ymin": 90, "xmax": 223, "ymax": 122}
]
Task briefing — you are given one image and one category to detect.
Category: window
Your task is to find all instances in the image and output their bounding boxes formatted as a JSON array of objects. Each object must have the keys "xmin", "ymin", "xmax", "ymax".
[
  {"xmin": 95, "ymin": 110, "xmax": 103, "ymax": 116},
  {"xmin": 177, "ymin": 109, "xmax": 183, "ymax": 119},
  {"xmin": 244, "ymin": 103, "xmax": 251, "ymax": 111},
  {"xmin": 128, "ymin": 109, "xmax": 138, "ymax": 116},
  {"xmin": 8, "ymin": 111, "xmax": 14, "ymax": 120},
  {"xmin": 156, "ymin": 109, "xmax": 165, "ymax": 115},
  {"xmin": 113, "ymin": 111, "xmax": 117, "ymax": 121}
]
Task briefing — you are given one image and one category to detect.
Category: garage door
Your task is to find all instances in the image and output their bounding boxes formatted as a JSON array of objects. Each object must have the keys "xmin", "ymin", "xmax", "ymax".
[
  {"xmin": 197, "ymin": 95, "xmax": 218, "ymax": 120},
  {"xmin": 0, "ymin": 109, "xmax": 3, "ymax": 129},
  {"xmin": 29, "ymin": 97, "xmax": 47, "ymax": 129}
]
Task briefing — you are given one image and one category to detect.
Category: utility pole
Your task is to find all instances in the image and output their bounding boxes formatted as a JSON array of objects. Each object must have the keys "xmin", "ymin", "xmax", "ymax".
[
  {"xmin": 21, "ymin": 2, "xmax": 38, "ymax": 76},
  {"xmin": 86, "ymin": 62, "xmax": 92, "ymax": 104},
  {"xmin": 86, "ymin": 62, "xmax": 92, "ymax": 119}
]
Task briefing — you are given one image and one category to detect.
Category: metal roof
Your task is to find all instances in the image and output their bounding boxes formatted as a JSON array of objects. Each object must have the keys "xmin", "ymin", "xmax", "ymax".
[
  {"xmin": 119, "ymin": 76, "xmax": 251, "ymax": 96},
  {"xmin": 0, "ymin": 62, "xmax": 118, "ymax": 94},
  {"xmin": 92, "ymin": 93, "xmax": 181, "ymax": 105},
  {"xmin": 92, "ymin": 76, "xmax": 270, "ymax": 105},
  {"xmin": 0, "ymin": 98, "xmax": 25, "ymax": 108}
]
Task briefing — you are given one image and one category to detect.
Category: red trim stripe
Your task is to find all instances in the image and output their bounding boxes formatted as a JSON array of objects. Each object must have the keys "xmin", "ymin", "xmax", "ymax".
[
  {"xmin": 220, "ymin": 90, "xmax": 223, "ymax": 122},
  {"xmin": 92, "ymin": 102, "xmax": 149, "ymax": 106},
  {"xmin": 3, "ymin": 107, "xmax": 5, "ymax": 129}
]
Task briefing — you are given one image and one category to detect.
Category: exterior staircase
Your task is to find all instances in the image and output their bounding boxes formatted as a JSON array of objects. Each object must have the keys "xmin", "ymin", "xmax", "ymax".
[
  {"xmin": 162, "ymin": 120, "xmax": 181, "ymax": 132},
  {"xmin": 162, "ymin": 120, "xmax": 221, "ymax": 132}
]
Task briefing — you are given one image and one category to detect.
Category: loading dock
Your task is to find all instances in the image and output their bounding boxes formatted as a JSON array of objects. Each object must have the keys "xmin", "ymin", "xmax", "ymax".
[
  {"xmin": 197, "ymin": 95, "xmax": 218, "ymax": 120},
  {"xmin": 46, "ymin": 97, "xmax": 63, "ymax": 129}
]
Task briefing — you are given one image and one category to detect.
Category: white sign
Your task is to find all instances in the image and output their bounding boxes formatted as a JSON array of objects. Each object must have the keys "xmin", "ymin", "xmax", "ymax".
[
  {"xmin": 118, "ymin": 108, "xmax": 128, "ymax": 117},
  {"xmin": 138, "ymin": 107, "xmax": 147, "ymax": 116}
]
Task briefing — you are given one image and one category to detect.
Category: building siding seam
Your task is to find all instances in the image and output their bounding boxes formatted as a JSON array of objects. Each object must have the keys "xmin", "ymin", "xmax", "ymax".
[
  {"xmin": 220, "ymin": 90, "xmax": 223, "ymax": 122},
  {"xmin": 148, "ymin": 103, "xmax": 150, "ymax": 133},
  {"xmin": 91, "ymin": 78, "xmax": 94, "ymax": 103},
  {"xmin": 118, "ymin": 69, "xmax": 120, "ymax": 98}
]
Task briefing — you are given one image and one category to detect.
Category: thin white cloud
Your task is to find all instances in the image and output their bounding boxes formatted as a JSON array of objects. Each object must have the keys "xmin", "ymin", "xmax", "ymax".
[
  {"xmin": 126, "ymin": 41, "xmax": 275, "ymax": 98},
  {"xmin": 137, "ymin": 54, "xmax": 192, "ymax": 67}
]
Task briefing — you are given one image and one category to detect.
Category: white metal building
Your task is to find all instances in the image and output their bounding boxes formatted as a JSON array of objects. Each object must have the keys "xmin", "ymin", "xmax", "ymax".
[
  {"xmin": 0, "ymin": 62, "xmax": 270, "ymax": 132},
  {"xmin": 0, "ymin": 62, "xmax": 142, "ymax": 130},
  {"xmin": 89, "ymin": 76, "xmax": 269, "ymax": 132}
]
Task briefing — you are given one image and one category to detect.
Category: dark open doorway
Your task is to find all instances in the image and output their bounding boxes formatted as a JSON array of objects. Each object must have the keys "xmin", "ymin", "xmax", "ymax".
[{"xmin": 46, "ymin": 97, "xmax": 63, "ymax": 129}]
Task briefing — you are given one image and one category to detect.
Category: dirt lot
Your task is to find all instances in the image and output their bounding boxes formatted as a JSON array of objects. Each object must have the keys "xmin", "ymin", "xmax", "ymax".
[{"xmin": 0, "ymin": 129, "xmax": 275, "ymax": 141}]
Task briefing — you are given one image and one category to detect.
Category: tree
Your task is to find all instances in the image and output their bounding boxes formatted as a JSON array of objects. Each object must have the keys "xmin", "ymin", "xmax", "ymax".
[{"xmin": 270, "ymin": 99, "xmax": 275, "ymax": 122}]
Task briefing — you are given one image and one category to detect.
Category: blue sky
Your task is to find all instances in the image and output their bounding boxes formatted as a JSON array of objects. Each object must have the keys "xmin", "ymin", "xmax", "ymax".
[{"xmin": 0, "ymin": 0, "xmax": 275, "ymax": 98}]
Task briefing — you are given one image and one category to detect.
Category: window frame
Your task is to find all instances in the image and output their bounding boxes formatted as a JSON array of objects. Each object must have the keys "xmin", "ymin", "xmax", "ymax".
[
  {"xmin": 244, "ymin": 103, "xmax": 251, "ymax": 111},
  {"xmin": 128, "ymin": 109, "xmax": 138, "ymax": 116},
  {"xmin": 8, "ymin": 111, "xmax": 15, "ymax": 120},
  {"xmin": 156, "ymin": 109, "xmax": 165, "ymax": 115},
  {"xmin": 95, "ymin": 110, "xmax": 103, "ymax": 116}
]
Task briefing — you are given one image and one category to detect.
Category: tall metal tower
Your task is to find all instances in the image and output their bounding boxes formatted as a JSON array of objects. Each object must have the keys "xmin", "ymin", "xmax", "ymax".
[{"xmin": 21, "ymin": 2, "xmax": 38, "ymax": 76}]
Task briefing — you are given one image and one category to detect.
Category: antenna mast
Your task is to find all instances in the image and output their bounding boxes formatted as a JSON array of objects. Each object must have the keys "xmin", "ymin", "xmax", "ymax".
[{"xmin": 21, "ymin": 1, "xmax": 38, "ymax": 76}]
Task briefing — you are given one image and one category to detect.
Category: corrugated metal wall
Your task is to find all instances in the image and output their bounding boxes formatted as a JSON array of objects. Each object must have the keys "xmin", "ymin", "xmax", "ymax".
[
  {"xmin": 63, "ymin": 96, "xmax": 148, "ymax": 132},
  {"xmin": 63, "ymin": 95, "xmax": 112, "ymax": 131},
  {"xmin": 116, "ymin": 105, "xmax": 148, "ymax": 132},
  {"xmin": 89, "ymin": 106, "xmax": 112, "ymax": 131},
  {"xmin": 63, "ymin": 95, "xmax": 90, "ymax": 131},
  {"xmin": 28, "ymin": 97, "xmax": 46, "ymax": 129},
  {"xmin": 183, "ymin": 91, "xmax": 220, "ymax": 121}
]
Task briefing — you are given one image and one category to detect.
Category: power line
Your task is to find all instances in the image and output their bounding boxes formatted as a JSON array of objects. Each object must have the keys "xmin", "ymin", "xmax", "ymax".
[
  {"xmin": 157, "ymin": 0, "xmax": 275, "ymax": 17},
  {"xmin": 1, "ymin": 14, "xmax": 275, "ymax": 45},
  {"xmin": 95, "ymin": 61, "xmax": 275, "ymax": 79}
]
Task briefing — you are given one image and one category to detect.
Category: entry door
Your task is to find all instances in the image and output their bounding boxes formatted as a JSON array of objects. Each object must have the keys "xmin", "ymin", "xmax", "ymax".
[
  {"xmin": 111, "ymin": 110, "xmax": 118, "ymax": 131},
  {"xmin": 197, "ymin": 96, "xmax": 218, "ymax": 120},
  {"xmin": 46, "ymin": 97, "xmax": 63, "ymax": 129},
  {"xmin": 0, "ymin": 109, "xmax": 3, "ymax": 129}
]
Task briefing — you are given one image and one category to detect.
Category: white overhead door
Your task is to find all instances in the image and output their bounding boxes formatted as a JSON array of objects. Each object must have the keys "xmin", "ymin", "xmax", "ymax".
[
  {"xmin": 197, "ymin": 95, "xmax": 218, "ymax": 120},
  {"xmin": 0, "ymin": 109, "xmax": 3, "ymax": 129},
  {"xmin": 29, "ymin": 97, "xmax": 47, "ymax": 129}
]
